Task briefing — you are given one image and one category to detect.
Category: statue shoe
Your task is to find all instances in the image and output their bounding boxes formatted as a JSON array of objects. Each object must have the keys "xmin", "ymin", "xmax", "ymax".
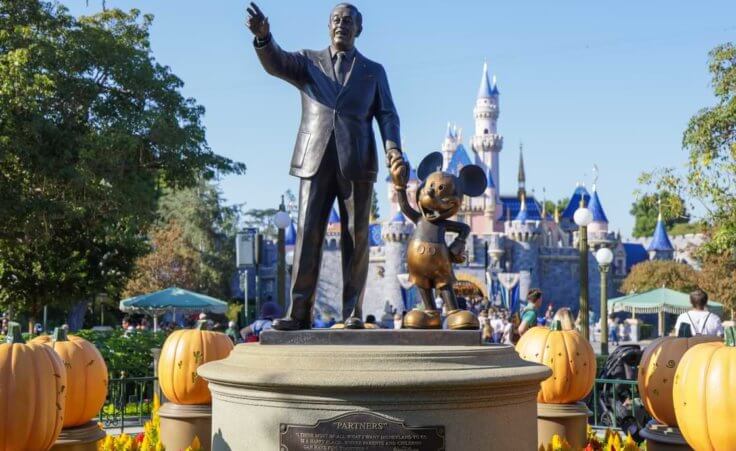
[
  {"xmin": 272, "ymin": 317, "xmax": 311, "ymax": 331},
  {"xmin": 403, "ymin": 309, "xmax": 429, "ymax": 329},
  {"xmin": 445, "ymin": 310, "xmax": 480, "ymax": 330},
  {"xmin": 425, "ymin": 310, "xmax": 442, "ymax": 329},
  {"xmin": 343, "ymin": 317, "xmax": 365, "ymax": 329}
]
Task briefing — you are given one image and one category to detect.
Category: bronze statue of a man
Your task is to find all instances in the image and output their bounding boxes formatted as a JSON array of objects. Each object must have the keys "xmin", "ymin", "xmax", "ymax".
[{"xmin": 246, "ymin": 3, "xmax": 404, "ymax": 330}]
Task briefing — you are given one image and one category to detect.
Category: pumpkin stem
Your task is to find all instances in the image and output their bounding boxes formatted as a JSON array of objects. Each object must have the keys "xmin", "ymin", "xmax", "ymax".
[
  {"xmin": 5, "ymin": 322, "xmax": 25, "ymax": 344},
  {"xmin": 195, "ymin": 320, "xmax": 208, "ymax": 330},
  {"xmin": 725, "ymin": 327, "xmax": 736, "ymax": 347},
  {"xmin": 677, "ymin": 323, "xmax": 693, "ymax": 338},
  {"xmin": 53, "ymin": 327, "xmax": 69, "ymax": 342},
  {"xmin": 550, "ymin": 320, "xmax": 563, "ymax": 331}
]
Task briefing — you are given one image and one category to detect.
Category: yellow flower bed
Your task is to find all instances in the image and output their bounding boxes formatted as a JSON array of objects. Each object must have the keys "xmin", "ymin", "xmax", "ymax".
[
  {"xmin": 538, "ymin": 426, "xmax": 644, "ymax": 451},
  {"xmin": 98, "ymin": 395, "xmax": 202, "ymax": 451}
]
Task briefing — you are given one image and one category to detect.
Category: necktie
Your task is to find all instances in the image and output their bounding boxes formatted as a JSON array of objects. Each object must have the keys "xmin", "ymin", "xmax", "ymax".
[{"xmin": 335, "ymin": 52, "xmax": 346, "ymax": 85}]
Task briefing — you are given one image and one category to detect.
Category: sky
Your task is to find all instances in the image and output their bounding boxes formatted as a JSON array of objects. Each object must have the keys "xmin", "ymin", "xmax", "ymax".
[{"xmin": 67, "ymin": 1, "xmax": 736, "ymax": 238}]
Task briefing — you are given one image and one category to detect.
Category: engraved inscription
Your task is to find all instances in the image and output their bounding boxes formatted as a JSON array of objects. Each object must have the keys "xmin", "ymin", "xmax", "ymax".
[{"xmin": 280, "ymin": 411, "xmax": 445, "ymax": 451}]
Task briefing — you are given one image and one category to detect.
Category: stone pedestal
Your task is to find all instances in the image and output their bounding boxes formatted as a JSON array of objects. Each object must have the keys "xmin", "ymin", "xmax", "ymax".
[
  {"xmin": 537, "ymin": 402, "xmax": 591, "ymax": 449},
  {"xmin": 50, "ymin": 421, "xmax": 106, "ymax": 451},
  {"xmin": 199, "ymin": 343, "xmax": 551, "ymax": 450},
  {"xmin": 159, "ymin": 402, "xmax": 212, "ymax": 451},
  {"xmin": 640, "ymin": 423, "xmax": 692, "ymax": 451}
]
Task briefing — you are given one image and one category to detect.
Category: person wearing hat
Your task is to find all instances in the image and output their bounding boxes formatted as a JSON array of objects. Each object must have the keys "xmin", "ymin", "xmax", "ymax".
[
  {"xmin": 240, "ymin": 301, "xmax": 283, "ymax": 342},
  {"xmin": 518, "ymin": 289, "xmax": 543, "ymax": 336}
]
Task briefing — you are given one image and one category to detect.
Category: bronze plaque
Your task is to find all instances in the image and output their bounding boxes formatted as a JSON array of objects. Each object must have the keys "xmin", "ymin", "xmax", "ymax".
[{"xmin": 279, "ymin": 411, "xmax": 445, "ymax": 451}]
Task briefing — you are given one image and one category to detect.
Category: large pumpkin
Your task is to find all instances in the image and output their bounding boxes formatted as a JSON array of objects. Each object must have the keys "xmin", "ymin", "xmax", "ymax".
[
  {"xmin": 516, "ymin": 320, "xmax": 596, "ymax": 403},
  {"xmin": 673, "ymin": 327, "xmax": 736, "ymax": 451},
  {"xmin": 0, "ymin": 322, "xmax": 67, "ymax": 451},
  {"xmin": 637, "ymin": 325, "xmax": 718, "ymax": 427},
  {"xmin": 159, "ymin": 321, "xmax": 233, "ymax": 404},
  {"xmin": 33, "ymin": 327, "xmax": 109, "ymax": 427}
]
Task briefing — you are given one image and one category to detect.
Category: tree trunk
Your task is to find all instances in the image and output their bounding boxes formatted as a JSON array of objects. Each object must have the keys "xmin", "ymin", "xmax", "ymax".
[{"xmin": 66, "ymin": 300, "xmax": 89, "ymax": 331}]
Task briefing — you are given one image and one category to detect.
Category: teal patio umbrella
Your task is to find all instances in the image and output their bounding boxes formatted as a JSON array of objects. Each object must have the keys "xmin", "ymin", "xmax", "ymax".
[{"xmin": 119, "ymin": 287, "xmax": 228, "ymax": 332}]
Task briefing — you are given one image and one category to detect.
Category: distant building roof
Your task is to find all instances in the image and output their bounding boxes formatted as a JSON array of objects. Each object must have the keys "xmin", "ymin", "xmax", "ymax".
[
  {"xmin": 500, "ymin": 195, "xmax": 545, "ymax": 221},
  {"xmin": 491, "ymin": 74, "xmax": 499, "ymax": 95},
  {"xmin": 588, "ymin": 190, "xmax": 609, "ymax": 223},
  {"xmin": 648, "ymin": 218, "xmax": 674, "ymax": 252},
  {"xmin": 391, "ymin": 210, "xmax": 406, "ymax": 223},
  {"xmin": 328, "ymin": 207, "xmax": 340, "ymax": 224},
  {"xmin": 446, "ymin": 144, "xmax": 473, "ymax": 175},
  {"xmin": 285, "ymin": 221, "xmax": 296, "ymax": 246},
  {"xmin": 369, "ymin": 223, "xmax": 383, "ymax": 247},
  {"xmin": 561, "ymin": 186, "xmax": 591, "ymax": 220},
  {"xmin": 623, "ymin": 243, "xmax": 649, "ymax": 271},
  {"xmin": 514, "ymin": 201, "xmax": 529, "ymax": 224}
]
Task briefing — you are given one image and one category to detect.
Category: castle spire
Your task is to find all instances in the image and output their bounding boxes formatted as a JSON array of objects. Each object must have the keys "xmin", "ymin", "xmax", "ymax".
[
  {"xmin": 517, "ymin": 143, "xmax": 526, "ymax": 199},
  {"xmin": 477, "ymin": 61, "xmax": 493, "ymax": 98}
]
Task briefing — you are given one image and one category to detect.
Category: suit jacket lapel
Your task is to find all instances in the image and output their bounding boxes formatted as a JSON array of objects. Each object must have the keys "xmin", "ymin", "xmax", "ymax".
[{"xmin": 317, "ymin": 48, "xmax": 336, "ymax": 83}]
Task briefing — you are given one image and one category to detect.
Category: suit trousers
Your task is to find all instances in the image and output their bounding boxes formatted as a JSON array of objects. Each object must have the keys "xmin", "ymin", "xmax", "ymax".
[{"xmin": 288, "ymin": 135, "xmax": 372, "ymax": 322}]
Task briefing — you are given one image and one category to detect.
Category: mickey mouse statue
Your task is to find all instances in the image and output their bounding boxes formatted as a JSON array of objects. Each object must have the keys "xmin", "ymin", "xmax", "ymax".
[{"xmin": 391, "ymin": 152, "xmax": 487, "ymax": 330}]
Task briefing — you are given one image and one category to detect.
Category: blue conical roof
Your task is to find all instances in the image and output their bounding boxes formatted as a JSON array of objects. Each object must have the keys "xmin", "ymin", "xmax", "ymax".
[
  {"xmin": 477, "ymin": 62, "xmax": 493, "ymax": 98},
  {"xmin": 391, "ymin": 210, "xmax": 406, "ymax": 223},
  {"xmin": 491, "ymin": 74, "xmax": 499, "ymax": 95},
  {"xmin": 445, "ymin": 122, "xmax": 454, "ymax": 139},
  {"xmin": 446, "ymin": 144, "xmax": 472, "ymax": 175},
  {"xmin": 561, "ymin": 185, "xmax": 591, "ymax": 219},
  {"xmin": 588, "ymin": 190, "xmax": 608, "ymax": 223},
  {"xmin": 514, "ymin": 197, "xmax": 529, "ymax": 223},
  {"xmin": 328, "ymin": 207, "xmax": 340, "ymax": 224},
  {"xmin": 486, "ymin": 167, "xmax": 495, "ymax": 189},
  {"xmin": 648, "ymin": 217, "xmax": 674, "ymax": 252},
  {"xmin": 284, "ymin": 220, "xmax": 297, "ymax": 245}
]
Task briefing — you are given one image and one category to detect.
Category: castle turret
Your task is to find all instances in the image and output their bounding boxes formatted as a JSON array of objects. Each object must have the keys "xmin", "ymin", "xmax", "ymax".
[
  {"xmin": 441, "ymin": 122, "xmax": 458, "ymax": 170},
  {"xmin": 381, "ymin": 212, "xmax": 413, "ymax": 314},
  {"xmin": 648, "ymin": 207, "xmax": 674, "ymax": 260},
  {"xmin": 471, "ymin": 63, "xmax": 503, "ymax": 200}
]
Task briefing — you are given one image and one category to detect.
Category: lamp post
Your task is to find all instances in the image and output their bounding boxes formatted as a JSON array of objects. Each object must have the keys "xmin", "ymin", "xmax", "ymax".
[
  {"xmin": 574, "ymin": 200, "xmax": 593, "ymax": 340},
  {"xmin": 595, "ymin": 247, "xmax": 614, "ymax": 355},
  {"xmin": 273, "ymin": 196, "xmax": 291, "ymax": 312}
]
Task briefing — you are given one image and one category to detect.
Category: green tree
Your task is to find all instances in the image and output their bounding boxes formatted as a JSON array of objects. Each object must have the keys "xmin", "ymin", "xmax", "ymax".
[
  {"xmin": 698, "ymin": 249, "xmax": 736, "ymax": 319},
  {"xmin": 0, "ymin": 2, "xmax": 244, "ymax": 324},
  {"xmin": 620, "ymin": 260, "xmax": 699, "ymax": 294},
  {"xmin": 640, "ymin": 42, "xmax": 736, "ymax": 254},
  {"xmin": 629, "ymin": 193, "xmax": 690, "ymax": 238},
  {"xmin": 242, "ymin": 208, "xmax": 279, "ymax": 239},
  {"xmin": 371, "ymin": 188, "xmax": 380, "ymax": 221},
  {"xmin": 543, "ymin": 198, "xmax": 569, "ymax": 218}
]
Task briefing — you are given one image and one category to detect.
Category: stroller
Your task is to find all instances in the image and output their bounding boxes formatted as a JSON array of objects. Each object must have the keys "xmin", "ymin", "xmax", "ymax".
[{"xmin": 589, "ymin": 345, "xmax": 649, "ymax": 440}]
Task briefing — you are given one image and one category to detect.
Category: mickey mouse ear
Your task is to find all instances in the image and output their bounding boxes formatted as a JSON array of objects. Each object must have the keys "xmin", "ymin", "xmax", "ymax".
[
  {"xmin": 458, "ymin": 165, "xmax": 487, "ymax": 197},
  {"xmin": 417, "ymin": 152, "xmax": 444, "ymax": 181}
]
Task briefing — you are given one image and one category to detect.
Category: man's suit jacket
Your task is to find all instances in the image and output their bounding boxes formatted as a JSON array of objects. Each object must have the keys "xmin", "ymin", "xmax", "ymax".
[{"xmin": 255, "ymin": 38, "xmax": 401, "ymax": 182}]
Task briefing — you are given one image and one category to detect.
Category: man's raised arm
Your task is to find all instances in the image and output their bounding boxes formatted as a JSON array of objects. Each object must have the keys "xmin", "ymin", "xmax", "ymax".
[{"xmin": 246, "ymin": 2, "xmax": 308, "ymax": 87}]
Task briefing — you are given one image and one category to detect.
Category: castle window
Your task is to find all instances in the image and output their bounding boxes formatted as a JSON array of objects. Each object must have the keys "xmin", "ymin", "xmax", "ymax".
[{"xmin": 484, "ymin": 129, "xmax": 489, "ymax": 134}]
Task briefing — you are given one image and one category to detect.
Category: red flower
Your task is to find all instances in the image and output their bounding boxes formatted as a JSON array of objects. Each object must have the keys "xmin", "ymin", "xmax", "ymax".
[{"xmin": 136, "ymin": 432, "xmax": 145, "ymax": 443}]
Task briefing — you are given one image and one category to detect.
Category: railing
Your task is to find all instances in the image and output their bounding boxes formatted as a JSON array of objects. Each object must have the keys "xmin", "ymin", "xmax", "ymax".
[
  {"xmin": 589, "ymin": 378, "xmax": 651, "ymax": 434},
  {"xmin": 97, "ymin": 375, "xmax": 158, "ymax": 434}
]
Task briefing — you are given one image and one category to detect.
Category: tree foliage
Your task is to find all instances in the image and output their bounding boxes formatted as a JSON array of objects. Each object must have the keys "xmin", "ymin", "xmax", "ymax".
[
  {"xmin": 124, "ymin": 180, "xmax": 239, "ymax": 299},
  {"xmin": 698, "ymin": 250, "xmax": 736, "ymax": 318},
  {"xmin": 0, "ymin": 1, "xmax": 244, "ymax": 319},
  {"xmin": 629, "ymin": 192, "xmax": 690, "ymax": 238},
  {"xmin": 620, "ymin": 260, "xmax": 699, "ymax": 294},
  {"xmin": 639, "ymin": 42, "xmax": 736, "ymax": 254}
]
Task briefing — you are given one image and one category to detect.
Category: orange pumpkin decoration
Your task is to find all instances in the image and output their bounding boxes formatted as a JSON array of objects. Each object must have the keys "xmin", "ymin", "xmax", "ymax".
[
  {"xmin": 673, "ymin": 327, "xmax": 736, "ymax": 451},
  {"xmin": 0, "ymin": 322, "xmax": 67, "ymax": 451},
  {"xmin": 637, "ymin": 325, "xmax": 717, "ymax": 427},
  {"xmin": 158, "ymin": 321, "xmax": 233, "ymax": 404},
  {"xmin": 516, "ymin": 320, "xmax": 596, "ymax": 403},
  {"xmin": 33, "ymin": 327, "xmax": 109, "ymax": 427}
]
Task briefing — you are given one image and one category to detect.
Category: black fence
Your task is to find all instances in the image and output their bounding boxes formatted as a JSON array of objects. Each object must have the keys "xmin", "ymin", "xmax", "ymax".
[{"xmin": 97, "ymin": 375, "xmax": 158, "ymax": 434}]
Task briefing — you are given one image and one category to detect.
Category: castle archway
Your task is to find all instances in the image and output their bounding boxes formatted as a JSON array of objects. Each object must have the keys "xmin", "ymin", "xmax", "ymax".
[{"xmin": 454, "ymin": 273, "xmax": 489, "ymax": 300}]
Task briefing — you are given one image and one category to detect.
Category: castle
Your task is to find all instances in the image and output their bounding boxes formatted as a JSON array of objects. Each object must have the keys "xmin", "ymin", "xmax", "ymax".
[{"xmin": 240, "ymin": 63, "xmax": 687, "ymax": 324}]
